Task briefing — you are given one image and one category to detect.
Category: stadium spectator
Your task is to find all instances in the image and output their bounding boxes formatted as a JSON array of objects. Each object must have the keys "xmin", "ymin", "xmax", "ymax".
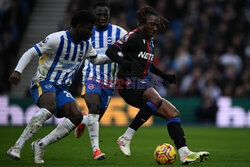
[
  {"xmin": 105, "ymin": 5, "xmax": 209, "ymax": 165},
  {"xmin": 195, "ymin": 92, "xmax": 218, "ymax": 124},
  {"xmin": 25, "ymin": 0, "xmax": 250, "ymax": 100}
]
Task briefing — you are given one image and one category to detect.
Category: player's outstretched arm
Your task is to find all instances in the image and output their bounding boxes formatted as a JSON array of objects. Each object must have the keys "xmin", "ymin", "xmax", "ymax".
[
  {"xmin": 150, "ymin": 64, "xmax": 176, "ymax": 84},
  {"xmin": 88, "ymin": 54, "xmax": 112, "ymax": 65},
  {"xmin": 9, "ymin": 47, "xmax": 37, "ymax": 86}
]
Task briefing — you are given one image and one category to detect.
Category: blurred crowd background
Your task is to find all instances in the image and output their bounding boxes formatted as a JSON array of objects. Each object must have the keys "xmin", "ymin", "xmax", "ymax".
[
  {"xmin": 62, "ymin": 0, "xmax": 250, "ymax": 101},
  {"xmin": 0, "ymin": 0, "xmax": 250, "ymax": 123},
  {"xmin": 0, "ymin": 0, "xmax": 35, "ymax": 93}
]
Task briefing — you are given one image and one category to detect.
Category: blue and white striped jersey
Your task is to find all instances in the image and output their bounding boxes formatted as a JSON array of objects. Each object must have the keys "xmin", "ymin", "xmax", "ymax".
[
  {"xmin": 32, "ymin": 30, "xmax": 96, "ymax": 86},
  {"xmin": 82, "ymin": 24, "xmax": 127, "ymax": 88}
]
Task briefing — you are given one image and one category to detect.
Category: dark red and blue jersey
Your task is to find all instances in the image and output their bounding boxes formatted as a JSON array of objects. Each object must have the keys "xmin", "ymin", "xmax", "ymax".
[{"xmin": 114, "ymin": 28, "xmax": 155, "ymax": 81}]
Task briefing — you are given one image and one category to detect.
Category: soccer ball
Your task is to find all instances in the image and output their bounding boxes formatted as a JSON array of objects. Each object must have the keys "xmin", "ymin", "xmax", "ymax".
[{"xmin": 154, "ymin": 143, "xmax": 177, "ymax": 165}]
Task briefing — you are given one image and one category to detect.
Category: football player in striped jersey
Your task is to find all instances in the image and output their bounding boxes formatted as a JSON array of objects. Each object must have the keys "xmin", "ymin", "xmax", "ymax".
[
  {"xmin": 74, "ymin": 1, "xmax": 127, "ymax": 160},
  {"xmin": 6, "ymin": 10, "xmax": 106, "ymax": 164}
]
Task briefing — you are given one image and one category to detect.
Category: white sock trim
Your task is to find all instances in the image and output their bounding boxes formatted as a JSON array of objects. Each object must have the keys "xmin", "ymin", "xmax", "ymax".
[
  {"xmin": 178, "ymin": 146, "xmax": 191, "ymax": 158},
  {"xmin": 81, "ymin": 115, "xmax": 88, "ymax": 125},
  {"xmin": 123, "ymin": 127, "xmax": 135, "ymax": 139}
]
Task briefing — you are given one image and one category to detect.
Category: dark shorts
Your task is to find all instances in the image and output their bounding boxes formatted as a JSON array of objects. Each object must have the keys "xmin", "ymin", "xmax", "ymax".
[{"xmin": 117, "ymin": 78, "xmax": 150, "ymax": 109}]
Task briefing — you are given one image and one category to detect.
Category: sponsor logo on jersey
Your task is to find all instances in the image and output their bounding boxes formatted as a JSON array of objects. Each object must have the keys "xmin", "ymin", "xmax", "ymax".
[{"xmin": 137, "ymin": 51, "xmax": 154, "ymax": 61}]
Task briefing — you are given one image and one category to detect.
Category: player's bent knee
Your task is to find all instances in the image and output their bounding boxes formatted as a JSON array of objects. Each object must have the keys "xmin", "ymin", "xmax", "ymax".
[
  {"xmin": 155, "ymin": 99, "xmax": 181, "ymax": 120},
  {"xmin": 69, "ymin": 111, "xmax": 83, "ymax": 126},
  {"xmin": 88, "ymin": 103, "xmax": 100, "ymax": 114}
]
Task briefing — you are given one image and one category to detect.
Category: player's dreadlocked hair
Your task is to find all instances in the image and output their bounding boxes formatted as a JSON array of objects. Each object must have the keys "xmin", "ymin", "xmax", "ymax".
[{"xmin": 136, "ymin": 5, "xmax": 168, "ymax": 29}]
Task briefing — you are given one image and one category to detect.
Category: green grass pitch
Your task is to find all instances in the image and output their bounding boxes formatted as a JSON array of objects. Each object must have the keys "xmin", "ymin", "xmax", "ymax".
[{"xmin": 0, "ymin": 126, "xmax": 250, "ymax": 167}]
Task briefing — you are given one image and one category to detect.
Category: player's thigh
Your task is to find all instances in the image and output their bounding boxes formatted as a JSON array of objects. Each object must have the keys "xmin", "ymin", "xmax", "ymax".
[
  {"xmin": 81, "ymin": 80, "xmax": 102, "ymax": 113},
  {"xmin": 55, "ymin": 89, "xmax": 78, "ymax": 117},
  {"xmin": 154, "ymin": 99, "xmax": 180, "ymax": 120},
  {"xmin": 118, "ymin": 88, "xmax": 144, "ymax": 108},
  {"xmin": 84, "ymin": 92, "xmax": 101, "ymax": 114},
  {"xmin": 143, "ymin": 87, "xmax": 163, "ymax": 108},
  {"xmin": 59, "ymin": 101, "xmax": 82, "ymax": 125},
  {"xmin": 30, "ymin": 80, "xmax": 57, "ymax": 113}
]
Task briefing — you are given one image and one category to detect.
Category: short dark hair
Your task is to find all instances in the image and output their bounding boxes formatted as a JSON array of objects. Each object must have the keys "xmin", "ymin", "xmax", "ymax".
[
  {"xmin": 71, "ymin": 10, "xmax": 96, "ymax": 27},
  {"xmin": 93, "ymin": 0, "xmax": 110, "ymax": 9}
]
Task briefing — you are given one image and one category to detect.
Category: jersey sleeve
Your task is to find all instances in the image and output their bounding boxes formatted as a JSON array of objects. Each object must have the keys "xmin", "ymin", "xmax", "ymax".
[
  {"xmin": 114, "ymin": 32, "xmax": 137, "ymax": 52},
  {"xmin": 33, "ymin": 33, "xmax": 59, "ymax": 57},
  {"xmin": 85, "ymin": 40, "xmax": 97, "ymax": 58}
]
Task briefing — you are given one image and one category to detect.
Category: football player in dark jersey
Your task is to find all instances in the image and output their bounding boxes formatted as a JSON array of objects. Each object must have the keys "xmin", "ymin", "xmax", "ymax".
[{"xmin": 106, "ymin": 6, "xmax": 209, "ymax": 165}]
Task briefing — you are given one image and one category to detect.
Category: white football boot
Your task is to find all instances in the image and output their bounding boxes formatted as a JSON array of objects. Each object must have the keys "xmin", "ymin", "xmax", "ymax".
[
  {"xmin": 181, "ymin": 151, "xmax": 209, "ymax": 165},
  {"xmin": 7, "ymin": 146, "xmax": 21, "ymax": 160},
  {"xmin": 31, "ymin": 139, "xmax": 45, "ymax": 164},
  {"xmin": 117, "ymin": 136, "xmax": 131, "ymax": 156}
]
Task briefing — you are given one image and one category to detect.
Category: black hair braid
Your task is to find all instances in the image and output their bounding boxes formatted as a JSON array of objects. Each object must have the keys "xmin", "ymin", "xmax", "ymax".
[{"xmin": 136, "ymin": 5, "xmax": 168, "ymax": 29}]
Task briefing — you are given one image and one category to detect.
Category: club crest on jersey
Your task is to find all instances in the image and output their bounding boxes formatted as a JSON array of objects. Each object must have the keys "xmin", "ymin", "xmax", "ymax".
[
  {"xmin": 45, "ymin": 84, "xmax": 52, "ymax": 89},
  {"xmin": 79, "ymin": 51, "xmax": 83, "ymax": 58},
  {"xmin": 107, "ymin": 37, "xmax": 112, "ymax": 44},
  {"xmin": 138, "ymin": 51, "xmax": 154, "ymax": 61},
  {"xmin": 88, "ymin": 84, "xmax": 94, "ymax": 89}
]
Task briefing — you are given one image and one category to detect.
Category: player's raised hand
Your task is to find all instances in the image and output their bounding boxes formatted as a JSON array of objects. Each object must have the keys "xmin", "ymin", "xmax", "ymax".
[{"xmin": 9, "ymin": 71, "xmax": 21, "ymax": 86}]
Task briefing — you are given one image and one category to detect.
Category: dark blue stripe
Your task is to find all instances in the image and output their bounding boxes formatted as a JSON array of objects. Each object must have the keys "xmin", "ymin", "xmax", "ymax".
[
  {"xmin": 113, "ymin": 27, "xmax": 121, "ymax": 80},
  {"xmin": 46, "ymin": 35, "xmax": 64, "ymax": 79},
  {"xmin": 146, "ymin": 102, "xmax": 157, "ymax": 111},
  {"xmin": 145, "ymin": 40, "xmax": 154, "ymax": 81},
  {"xmin": 33, "ymin": 44, "xmax": 42, "ymax": 56},
  {"xmin": 107, "ymin": 25, "xmax": 113, "ymax": 80},
  {"xmin": 78, "ymin": 42, "xmax": 84, "ymax": 62},
  {"xmin": 85, "ymin": 40, "xmax": 89, "ymax": 56},
  {"xmin": 91, "ymin": 33, "xmax": 95, "ymax": 48},
  {"xmin": 64, "ymin": 32, "xmax": 71, "ymax": 60},
  {"xmin": 61, "ymin": 72, "xmax": 69, "ymax": 85},
  {"xmin": 107, "ymin": 24, "xmax": 112, "ymax": 47},
  {"xmin": 85, "ymin": 61, "xmax": 91, "ymax": 81},
  {"xmin": 54, "ymin": 70, "xmax": 62, "ymax": 81},
  {"xmin": 100, "ymin": 65, "xmax": 104, "ymax": 82},
  {"xmin": 69, "ymin": 65, "xmax": 79, "ymax": 83},
  {"xmin": 99, "ymin": 31, "xmax": 103, "ymax": 48},
  {"xmin": 99, "ymin": 27, "xmax": 104, "ymax": 81},
  {"xmin": 167, "ymin": 117, "xmax": 181, "ymax": 124},
  {"xmin": 71, "ymin": 43, "xmax": 78, "ymax": 61},
  {"xmin": 90, "ymin": 32, "xmax": 96, "ymax": 79},
  {"xmin": 115, "ymin": 28, "xmax": 121, "ymax": 41}
]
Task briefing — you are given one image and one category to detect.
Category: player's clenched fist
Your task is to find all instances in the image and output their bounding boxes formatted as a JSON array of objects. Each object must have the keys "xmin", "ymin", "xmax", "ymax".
[{"xmin": 8, "ymin": 71, "xmax": 21, "ymax": 86}]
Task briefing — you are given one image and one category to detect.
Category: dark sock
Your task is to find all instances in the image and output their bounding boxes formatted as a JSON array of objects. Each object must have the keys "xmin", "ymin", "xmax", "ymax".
[
  {"xmin": 129, "ymin": 102, "xmax": 155, "ymax": 131},
  {"xmin": 167, "ymin": 119, "xmax": 187, "ymax": 149}
]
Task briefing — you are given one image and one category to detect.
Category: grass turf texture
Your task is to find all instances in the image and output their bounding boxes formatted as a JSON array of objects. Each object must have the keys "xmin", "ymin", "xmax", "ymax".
[{"xmin": 0, "ymin": 126, "xmax": 250, "ymax": 167}]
